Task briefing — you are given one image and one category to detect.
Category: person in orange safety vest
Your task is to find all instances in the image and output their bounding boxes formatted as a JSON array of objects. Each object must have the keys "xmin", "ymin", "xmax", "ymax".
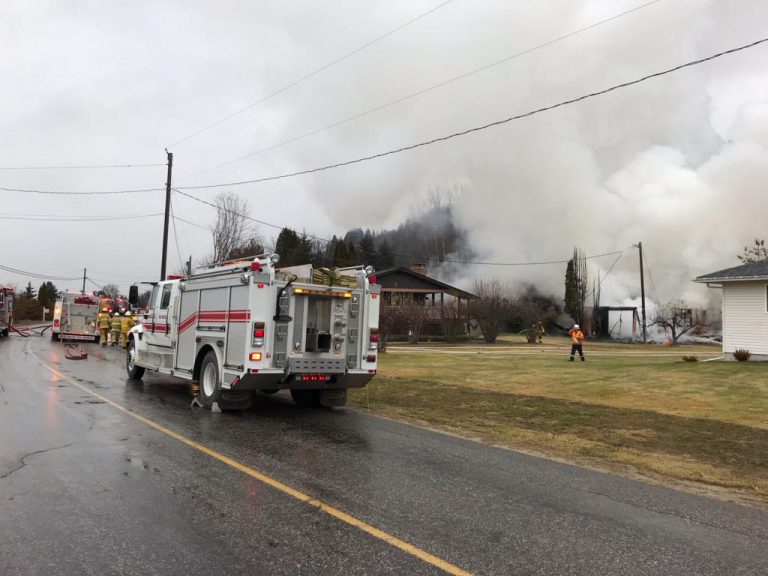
[{"xmin": 568, "ymin": 323, "xmax": 585, "ymax": 362}]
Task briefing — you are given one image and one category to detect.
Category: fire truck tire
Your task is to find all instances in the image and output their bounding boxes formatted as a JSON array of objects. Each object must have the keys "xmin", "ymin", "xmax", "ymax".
[
  {"xmin": 290, "ymin": 389, "xmax": 321, "ymax": 407},
  {"xmin": 198, "ymin": 351, "xmax": 221, "ymax": 409},
  {"xmin": 126, "ymin": 340, "xmax": 145, "ymax": 380},
  {"xmin": 219, "ymin": 390, "xmax": 252, "ymax": 411},
  {"xmin": 51, "ymin": 332, "xmax": 59, "ymax": 342}
]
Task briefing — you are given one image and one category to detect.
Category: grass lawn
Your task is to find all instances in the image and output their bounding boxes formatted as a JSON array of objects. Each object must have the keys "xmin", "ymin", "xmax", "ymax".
[{"xmin": 349, "ymin": 337, "xmax": 768, "ymax": 507}]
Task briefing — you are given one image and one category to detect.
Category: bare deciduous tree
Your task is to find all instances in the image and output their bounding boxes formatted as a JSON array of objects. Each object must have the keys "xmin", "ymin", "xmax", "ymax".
[
  {"xmin": 378, "ymin": 293, "xmax": 408, "ymax": 352},
  {"xmin": 210, "ymin": 192, "xmax": 251, "ymax": 264},
  {"xmin": 401, "ymin": 298, "xmax": 428, "ymax": 345},
  {"xmin": 100, "ymin": 283, "xmax": 121, "ymax": 299},
  {"xmin": 469, "ymin": 279, "xmax": 517, "ymax": 344},
  {"xmin": 440, "ymin": 300, "xmax": 465, "ymax": 343},
  {"xmin": 737, "ymin": 238, "xmax": 768, "ymax": 263},
  {"xmin": 651, "ymin": 300, "xmax": 706, "ymax": 345}
]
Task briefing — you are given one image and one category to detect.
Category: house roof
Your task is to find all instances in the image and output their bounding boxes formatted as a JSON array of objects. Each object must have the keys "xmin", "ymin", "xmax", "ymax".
[
  {"xmin": 375, "ymin": 267, "xmax": 477, "ymax": 299},
  {"xmin": 694, "ymin": 260, "xmax": 768, "ymax": 283}
]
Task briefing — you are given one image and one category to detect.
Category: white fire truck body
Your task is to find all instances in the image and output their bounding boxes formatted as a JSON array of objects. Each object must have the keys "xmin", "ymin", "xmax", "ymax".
[
  {"xmin": 127, "ymin": 255, "xmax": 380, "ymax": 409},
  {"xmin": 0, "ymin": 287, "xmax": 13, "ymax": 337},
  {"xmin": 52, "ymin": 291, "xmax": 101, "ymax": 342}
]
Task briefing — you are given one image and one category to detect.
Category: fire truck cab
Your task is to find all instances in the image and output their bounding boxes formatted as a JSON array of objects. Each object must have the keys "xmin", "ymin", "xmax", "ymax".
[{"xmin": 126, "ymin": 254, "xmax": 380, "ymax": 411}]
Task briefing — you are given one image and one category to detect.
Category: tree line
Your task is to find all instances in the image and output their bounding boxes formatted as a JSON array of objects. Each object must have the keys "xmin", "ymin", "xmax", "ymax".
[{"xmin": 208, "ymin": 190, "xmax": 471, "ymax": 272}]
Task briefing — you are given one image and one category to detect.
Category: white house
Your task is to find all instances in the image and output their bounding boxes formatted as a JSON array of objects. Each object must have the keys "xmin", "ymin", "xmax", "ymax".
[{"xmin": 694, "ymin": 261, "xmax": 768, "ymax": 360}]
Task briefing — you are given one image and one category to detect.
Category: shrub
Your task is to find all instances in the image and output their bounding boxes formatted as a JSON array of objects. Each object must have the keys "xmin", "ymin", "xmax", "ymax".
[
  {"xmin": 733, "ymin": 349, "xmax": 751, "ymax": 362},
  {"xmin": 682, "ymin": 355, "xmax": 698, "ymax": 363}
]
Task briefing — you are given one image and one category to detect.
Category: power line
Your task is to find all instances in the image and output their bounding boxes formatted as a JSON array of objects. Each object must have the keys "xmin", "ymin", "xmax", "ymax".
[
  {"xmin": 7, "ymin": 36, "xmax": 766, "ymax": 198},
  {"xmin": 174, "ymin": 188, "xmax": 295, "ymax": 232},
  {"xmin": 0, "ymin": 263, "xmax": 83, "ymax": 281},
  {"xmin": 172, "ymin": 215, "xmax": 211, "ymax": 232},
  {"xmin": 0, "ymin": 163, "xmax": 164, "ymax": 171},
  {"xmin": 0, "ymin": 185, "xmax": 163, "ymax": 196},
  {"xmin": 0, "ymin": 213, "xmax": 163, "ymax": 222},
  {"xmin": 448, "ymin": 248, "xmax": 630, "ymax": 267},
  {"xmin": 174, "ymin": 37, "xmax": 768, "ymax": 191},
  {"xmin": 178, "ymin": 0, "xmax": 662, "ymax": 181},
  {"xmin": 643, "ymin": 248, "xmax": 662, "ymax": 305},
  {"xmin": 166, "ymin": 0, "xmax": 456, "ymax": 149}
]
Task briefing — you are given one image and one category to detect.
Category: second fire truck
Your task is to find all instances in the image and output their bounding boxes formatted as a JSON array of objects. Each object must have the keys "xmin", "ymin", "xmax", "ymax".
[
  {"xmin": 51, "ymin": 291, "xmax": 101, "ymax": 342},
  {"xmin": 126, "ymin": 254, "xmax": 380, "ymax": 410},
  {"xmin": 0, "ymin": 286, "xmax": 13, "ymax": 337}
]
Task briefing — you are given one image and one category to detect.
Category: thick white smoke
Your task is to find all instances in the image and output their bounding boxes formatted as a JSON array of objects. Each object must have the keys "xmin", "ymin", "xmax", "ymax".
[{"xmin": 293, "ymin": 0, "xmax": 768, "ymax": 311}]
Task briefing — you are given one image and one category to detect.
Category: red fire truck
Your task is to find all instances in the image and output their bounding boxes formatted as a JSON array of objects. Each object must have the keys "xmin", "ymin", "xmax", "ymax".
[{"xmin": 126, "ymin": 254, "xmax": 380, "ymax": 411}]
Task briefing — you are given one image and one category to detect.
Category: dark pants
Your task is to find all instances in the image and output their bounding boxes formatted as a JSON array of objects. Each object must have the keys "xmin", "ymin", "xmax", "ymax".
[{"xmin": 570, "ymin": 344, "xmax": 584, "ymax": 360}]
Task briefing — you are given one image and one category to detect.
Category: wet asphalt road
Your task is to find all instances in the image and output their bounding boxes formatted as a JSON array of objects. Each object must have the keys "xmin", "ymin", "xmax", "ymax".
[{"xmin": 1, "ymin": 336, "xmax": 767, "ymax": 576}]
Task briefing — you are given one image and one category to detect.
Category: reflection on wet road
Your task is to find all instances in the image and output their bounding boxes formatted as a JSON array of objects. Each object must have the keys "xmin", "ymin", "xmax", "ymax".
[{"xmin": 1, "ymin": 336, "xmax": 767, "ymax": 575}]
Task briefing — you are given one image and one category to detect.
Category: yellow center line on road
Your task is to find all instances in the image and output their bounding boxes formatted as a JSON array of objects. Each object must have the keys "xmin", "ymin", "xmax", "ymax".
[{"xmin": 28, "ymin": 345, "xmax": 473, "ymax": 576}]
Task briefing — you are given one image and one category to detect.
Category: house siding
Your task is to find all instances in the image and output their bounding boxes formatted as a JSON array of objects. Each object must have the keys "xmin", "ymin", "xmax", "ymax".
[{"xmin": 722, "ymin": 282, "xmax": 768, "ymax": 358}]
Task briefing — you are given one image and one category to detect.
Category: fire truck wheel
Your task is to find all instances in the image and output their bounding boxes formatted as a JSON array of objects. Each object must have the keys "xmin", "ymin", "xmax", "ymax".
[
  {"xmin": 290, "ymin": 389, "xmax": 321, "ymax": 407},
  {"xmin": 51, "ymin": 332, "xmax": 59, "ymax": 342},
  {"xmin": 219, "ymin": 390, "xmax": 252, "ymax": 411},
  {"xmin": 199, "ymin": 351, "xmax": 221, "ymax": 409},
  {"xmin": 126, "ymin": 340, "xmax": 145, "ymax": 380}
]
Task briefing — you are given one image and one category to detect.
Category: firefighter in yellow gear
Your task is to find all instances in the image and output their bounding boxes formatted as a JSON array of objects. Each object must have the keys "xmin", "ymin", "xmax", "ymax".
[
  {"xmin": 110, "ymin": 312, "xmax": 122, "ymax": 347},
  {"xmin": 98, "ymin": 308, "xmax": 111, "ymax": 347},
  {"xmin": 121, "ymin": 311, "xmax": 135, "ymax": 349}
]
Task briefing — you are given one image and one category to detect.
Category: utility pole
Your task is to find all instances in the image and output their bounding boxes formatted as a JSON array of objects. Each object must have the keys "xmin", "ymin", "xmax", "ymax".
[
  {"xmin": 186, "ymin": 256, "xmax": 192, "ymax": 277},
  {"xmin": 82, "ymin": 268, "xmax": 87, "ymax": 293},
  {"xmin": 637, "ymin": 242, "xmax": 647, "ymax": 343},
  {"xmin": 160, "ymin": 150, "xmax": 174, "ymax": 281}
]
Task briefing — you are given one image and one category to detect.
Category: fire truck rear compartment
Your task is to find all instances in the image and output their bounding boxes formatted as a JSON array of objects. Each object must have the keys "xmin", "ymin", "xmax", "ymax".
[{"xmin": 235, "ymin": 289, "xmax": 373, "ymax": 393}]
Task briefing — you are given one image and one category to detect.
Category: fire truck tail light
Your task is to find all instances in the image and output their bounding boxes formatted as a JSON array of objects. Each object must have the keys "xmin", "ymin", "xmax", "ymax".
[
  {"xmin": 299, "ymin": 374, "xmax": 330, "ymax": 382},
  {"xmin": 53, "ymin": 319, "xmax": 59, "ymax": 328},
  {"xmin": 369, "ymin": 334, "xmax": 379, "ymax": 343},
  {"xmin": 252, "ymin": 321, "xmax": 265, "ymax": 346},
  {"xmin": 367, "ymin": 354, "xmax": 376, "ymax": 363},
  {"xmin": 368, "ymin": 275, "xmax": 377, "ymax": 284},
  {"xmin": 249, "ymin": 352, "xmax": 262, "ymax": 362},
  {"xmin": 251, "ymin": 262, "xmax": 262, "ymax": 272}
]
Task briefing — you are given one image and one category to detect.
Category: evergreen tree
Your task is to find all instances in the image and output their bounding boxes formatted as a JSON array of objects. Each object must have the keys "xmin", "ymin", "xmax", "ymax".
[
  {"xmin": 376, "ymin": 240, "xmax": 395, "ymax": 269},
  {"xmin": 275, "ymin": 227, "xmax": 302, "ymax": 267},
  {"xmin": 564, "ymin": 260, "xmax": 578, "ymax": 322},
  {"xmin": 359, "ymin": 230, "xmax": 376, "ymax": 266},
  {"xmin": 563, "ymin": 248, "xmax": 587, "ymax": 325},
  {"xmin": 298, "ymin": 233, "xmax": 314, "ymax": 264},
  {"xmin": 23, "ymin": 282, "xmax": 36, "ymax": 299},
  {"xmin": 333, "ymin": 239, "xmax": 349, "ymax": 267},
  {"xmin": 37, "ymin": 281, "xmax": 58, "ymax": 310},
  {"xmin": 346, "ymin": 243, "xmax": 358, "ymax": 267}
]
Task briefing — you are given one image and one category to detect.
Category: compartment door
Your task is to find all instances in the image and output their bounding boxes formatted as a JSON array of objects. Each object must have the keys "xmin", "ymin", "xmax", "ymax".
[
  {"xmin": 225, "ymin": 286, "xmax": 250, "ymax": 369},
  {"xmin": 175, "ymin": 290, "xmax": 199, "ymax": 372}
]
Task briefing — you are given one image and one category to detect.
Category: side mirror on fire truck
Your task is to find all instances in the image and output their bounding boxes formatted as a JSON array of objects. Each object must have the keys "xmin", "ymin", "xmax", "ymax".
[{"xmin": 128, "ymin": 285, "xmax": 139, "ymax": 307}]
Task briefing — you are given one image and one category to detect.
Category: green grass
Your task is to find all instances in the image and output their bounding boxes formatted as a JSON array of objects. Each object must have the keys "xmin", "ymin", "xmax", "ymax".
[{"xmin": 350, "ymin": 339, "xmax": 768, "ymax": 506}]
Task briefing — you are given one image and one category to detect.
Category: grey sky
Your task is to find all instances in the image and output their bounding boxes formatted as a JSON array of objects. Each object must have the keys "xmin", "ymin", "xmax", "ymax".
[{"xmin": 2, "ymin": 0, "xmax": 767, "ymax": 307}]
